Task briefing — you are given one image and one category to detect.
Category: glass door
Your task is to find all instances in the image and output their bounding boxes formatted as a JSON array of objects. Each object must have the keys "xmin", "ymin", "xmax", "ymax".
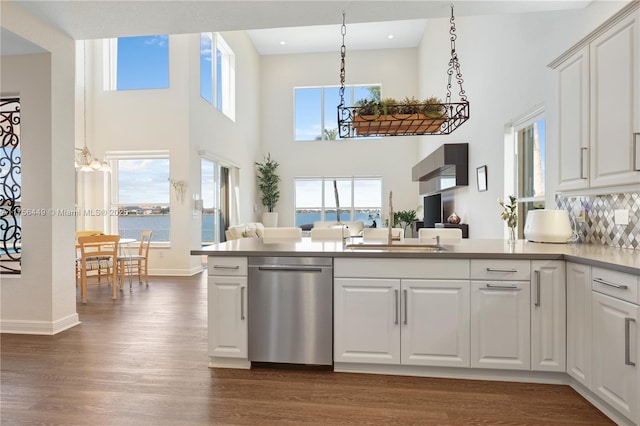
[{"xmin": 201, "ymin": 159, "xmax": 231, "ymax": 244}]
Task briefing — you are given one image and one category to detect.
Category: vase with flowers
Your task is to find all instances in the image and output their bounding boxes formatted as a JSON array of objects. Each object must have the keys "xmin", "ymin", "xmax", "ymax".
[{"xmin": 499, "ymin": 195, "xmax": 518, "ymax": 245}]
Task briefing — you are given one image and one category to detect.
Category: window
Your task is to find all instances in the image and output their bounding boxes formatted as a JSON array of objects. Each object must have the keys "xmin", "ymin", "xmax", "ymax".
[
  {"xmin": 110, "ymin": 153, "xmax": 170, "ymax": 242},
  {"xmin": 295, "ymin": 84, "xmax": 380, "ymax": 141},
  {"xmin": 294, "ymin": 177, "xmax": 382, "ymax": 227},
  {"xmin": 106, "ymin": 35, "xmax": 169, "ymax": 91},
  {"xmin": 201, "ymin": 33, "xmax": 235, "ymax": 120},
  {"xmin": 200, "ymin": 33, "xmax": 214, "ymax": 104},
  {"xmin": 507, "ymin": 107, "xmax": 546, "ymax": 237},
  {"xmin": 0, "ymin": 98, "xmax": 21, "ymax": 274}
]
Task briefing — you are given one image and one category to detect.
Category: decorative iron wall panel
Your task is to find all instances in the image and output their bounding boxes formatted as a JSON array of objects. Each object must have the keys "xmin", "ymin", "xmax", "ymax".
[
  {"xmin": 1, "ymin": 97, "xmax": 21, "ymax": 274},
  {"xmin": 555, "ymin": 192, "xmax": 639, "ymax": 250}
]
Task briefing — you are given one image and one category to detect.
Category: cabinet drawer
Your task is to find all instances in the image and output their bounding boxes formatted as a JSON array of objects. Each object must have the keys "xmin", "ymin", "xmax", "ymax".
[
  {"xmin": 471, "ymin": 260, "xmax": 531, "ymax": 281},
  {"xmin": 335, "ymin": 258, "xmax": 469, "ymax": 279},
  {"xmin": 592, "ymin": 267, "xmax": 639, "ymax": 305},
  {"xmin": 208, "ymin": 257, "xmax": 248, "ymax": 276}
]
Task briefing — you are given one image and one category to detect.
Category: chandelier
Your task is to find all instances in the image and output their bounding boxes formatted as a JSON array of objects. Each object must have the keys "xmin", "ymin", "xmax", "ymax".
[
  {"xmin": 75, "ymin": 146, "xmax": 108, "ymax": 172},
  {"xmin": 337, "ymin": 5, "xmax": 470, "ymax": 138}
]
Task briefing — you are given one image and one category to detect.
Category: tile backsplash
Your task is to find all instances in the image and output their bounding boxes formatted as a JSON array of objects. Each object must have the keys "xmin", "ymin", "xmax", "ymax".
[{"xmin": 555, "ymin": 192, "xmax": 639, "ymax": 250}]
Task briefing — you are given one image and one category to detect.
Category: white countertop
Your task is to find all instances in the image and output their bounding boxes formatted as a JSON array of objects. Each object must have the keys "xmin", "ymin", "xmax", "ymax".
[{"xmin": 192, "ymin": 238, "xmax": 640, "ymax": 275}]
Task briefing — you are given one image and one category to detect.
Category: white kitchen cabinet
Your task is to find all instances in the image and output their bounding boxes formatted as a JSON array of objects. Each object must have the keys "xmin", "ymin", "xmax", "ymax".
[
  {"xmin": 566, "ymin": 262, "xmax": 592, "ymax": 388},
  {"xmin": 401, "ymin": 280, "xmax": 470, "ymax": 368},
  {"xmin": 531, "ymin": 261, "xmax": 566, "ymax": 372},
  {"xmin": 208, "ymin": 257, "xmax": 248, "ymax": 360},
  {"xmin": 333, "ymin": 258, "xmax": 470, "ymax": 368},
  {"xmin": 551, "ymin": 4, "xmax": 640, "ymax": 192},
  {"xmin": 334, "ymin": 278, "xmax": 400, "ymax": 364},
  {"xmin": 470, "ymin": 281, "xmax": 531, "ymax": 370},
  {"xmin": 590, "ymin": 10, "xmax": 640, "ymax": 189},
  {"xmin": 470, "ymin": 260, "xmax": 531, "ymax": 371},
  {"xmin": 591, "ymin": 267, "xmax": 639, "ymax": 425},
  {"xmin": 592, "ymin": 291, "xmax": 639, "ymax": 424},
  {"xmin": 334, "ymin": 277, "xmax": 470, "ymax": 368},
  {"xmin": 556, "ymin": 46, "xmax": 590, "ymax": 191}
]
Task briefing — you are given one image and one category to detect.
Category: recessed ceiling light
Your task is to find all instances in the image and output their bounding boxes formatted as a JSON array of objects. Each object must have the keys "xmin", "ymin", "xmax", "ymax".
[
  {"xmin": 279, "ymin": 41, "xmax": 286, "ymax": 45},
  {"xmin": 387, "ymin": 34, "xmax": 395, "ymax": 40}
]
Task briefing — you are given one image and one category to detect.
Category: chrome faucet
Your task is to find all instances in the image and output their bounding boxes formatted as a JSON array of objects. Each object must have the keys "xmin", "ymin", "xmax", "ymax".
[{"xmin": 388, "ymin": 191, "xmax": 393, "ymax": 245}]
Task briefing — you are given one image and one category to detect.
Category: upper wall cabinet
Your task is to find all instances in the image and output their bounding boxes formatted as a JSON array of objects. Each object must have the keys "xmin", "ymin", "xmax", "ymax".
[
  {"xmin": 412, "ymin": 143, "xmax": 469, "ymax": 195},
  {"xmin": 555, "ymin": 47, "xmax": 590, "ymax": 191},
  {"xmin": 550, "ymin": 3, "xmax": 640, "ymax": 193}
]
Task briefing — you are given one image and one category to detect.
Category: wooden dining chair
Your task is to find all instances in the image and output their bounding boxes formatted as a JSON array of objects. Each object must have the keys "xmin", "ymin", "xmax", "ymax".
[
  {"xmin": 118, "ymin": 230, "xmax": 153, "ymax": 289},
  {"xmin": 75, "ymin": 230, "xmax": 106, "ymax": 285},
  {"xmin": 77, "ymin": 234, "xmax": 120, "ymax": 303}
]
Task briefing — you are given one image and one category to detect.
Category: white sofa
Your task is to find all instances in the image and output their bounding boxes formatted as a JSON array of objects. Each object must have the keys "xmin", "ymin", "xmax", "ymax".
[
  {"xmin": 312, "ymin": 221, "xmax": 365, "ymax": 237},
  {"xmin": 224, "ymin": 222, "xmax": 265, "ymax": 240}
]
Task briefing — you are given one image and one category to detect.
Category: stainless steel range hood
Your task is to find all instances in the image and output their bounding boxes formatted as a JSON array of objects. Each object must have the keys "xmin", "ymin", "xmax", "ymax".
[{"xmin": 412, "ymin": 143, "xmax": 468, "ymax": 194}]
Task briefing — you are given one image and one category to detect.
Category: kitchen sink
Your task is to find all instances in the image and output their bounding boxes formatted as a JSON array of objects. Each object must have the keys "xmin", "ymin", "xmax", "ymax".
[{"xmin": 344, "ymin": 243, "xmax": 445, "ymax": 252}]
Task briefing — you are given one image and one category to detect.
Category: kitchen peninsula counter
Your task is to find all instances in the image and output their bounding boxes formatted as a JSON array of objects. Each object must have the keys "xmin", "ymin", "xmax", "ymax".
[
  {"xmin": 198, "ymin": 238, "xmax": 639, "ymax": 425},
  {"xmin": 192, "ymin": 238, "xmax": 639, "ymax": 275}
]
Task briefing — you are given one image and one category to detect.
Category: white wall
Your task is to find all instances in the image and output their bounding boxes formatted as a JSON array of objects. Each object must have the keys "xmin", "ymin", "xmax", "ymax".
[
  {"xmin": 260, "ymin": 49, "xmax": 421, "ymax": 226},
  {"xmin": 1, "ymin": 2, "xmax": 78, "ymax": 334},
  {"xmin": 416, "ymin": 1, "xmax": 631, "ymax": 239},
  {"xmin": 87, "ymin": 31, "xmax": 261, "ymax": 274}
]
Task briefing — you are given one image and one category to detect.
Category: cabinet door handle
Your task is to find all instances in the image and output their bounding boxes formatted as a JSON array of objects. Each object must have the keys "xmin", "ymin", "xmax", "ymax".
[
  {"xmin": 483, "ymin": 284, "xmax": 521, "ymax": 291},
  {"xmin": 594, "ymin": 277, "xmax": 628, "ymax": 290},
  {"xmin": 634, "ymin": 133, "xmax": 640, "ymax": 171},
  {"xmin": 486, "ymin": 268, "xmax": 517, "ymax": 273},
  {"xmin": 403, "ymin": 289, "xmax": 408, "ymax": 325},
  {"xmin": 580, "ymin": 147, "xmax": 588, "ymax": 179},
  {"xmin": 394, "ymin": 289, "xmax": 399, "ymax": 325},
  {"xmin": 625, "ymin": 318, "xmax": 636, "ymax": 366},
  {"xmin": 535, "ymin": 270, "xmax": 541, "ymax": 307},
  {"xmin": 240, "ymin": 286, "xmax": 246, "ymax": 320},
  {"xmin": 213, "ymin": 264, "xmax": 240, "ymax": 270}
]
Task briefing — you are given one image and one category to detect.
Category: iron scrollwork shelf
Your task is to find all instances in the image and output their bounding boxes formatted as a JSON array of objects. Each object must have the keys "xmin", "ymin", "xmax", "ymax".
[{"xmin": 337, "ymin": 101, "xmax": 470, "ymax": 138}]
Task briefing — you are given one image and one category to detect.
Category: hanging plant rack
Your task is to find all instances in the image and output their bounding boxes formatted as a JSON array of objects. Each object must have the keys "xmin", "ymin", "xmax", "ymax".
[
  {"xmin": 342, "ymin": 102, "xmax": 469, "ymax": 137},
  {"xmin": 337, "ymin": 5, "xmax": 470, "ymax": 138}
]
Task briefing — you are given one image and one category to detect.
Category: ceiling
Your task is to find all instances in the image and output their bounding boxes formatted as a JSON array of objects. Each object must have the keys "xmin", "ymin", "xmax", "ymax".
[{"xmin": 5, "ymin": 1, "xmax": 590, "ymax": 55}]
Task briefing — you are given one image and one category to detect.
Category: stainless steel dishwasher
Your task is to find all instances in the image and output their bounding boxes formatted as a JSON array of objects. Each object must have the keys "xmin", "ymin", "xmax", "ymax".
[{"xmin": 248, "ymin": 256, "xmax": 333, "ymax": 366}]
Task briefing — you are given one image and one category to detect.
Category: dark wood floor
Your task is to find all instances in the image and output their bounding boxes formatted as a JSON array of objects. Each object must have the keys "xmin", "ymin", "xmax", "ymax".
[{"xmin": 1, "ymin": 273, "xmax": 613, "ymax": 425}]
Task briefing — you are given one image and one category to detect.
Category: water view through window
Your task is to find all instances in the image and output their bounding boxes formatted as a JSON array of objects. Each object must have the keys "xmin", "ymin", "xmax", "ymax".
[
  {"xmin": 114, "ymin": 158, "xmax": 170, "ymax": 241},
  {"xmin": 294, "ymin": 177, "xmax": 382, "ymax": 227}
]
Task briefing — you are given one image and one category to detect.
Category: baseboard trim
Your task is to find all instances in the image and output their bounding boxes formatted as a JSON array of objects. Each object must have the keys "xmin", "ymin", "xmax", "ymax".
[
  {"xmin": 0, "ymin": 313, "xmax": 81, "ymax": 335},
  {"xmin": 209, "ymin": 357, "xmax": 251, "ymax": 369},
  {"xmin": 333, "ymin": 363, "xmax": 569, "ymax": 385}
]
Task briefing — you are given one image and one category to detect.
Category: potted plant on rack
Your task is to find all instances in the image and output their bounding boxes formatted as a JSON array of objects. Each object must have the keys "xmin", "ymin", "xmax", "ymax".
[
  {"xmin": 352, "ymin": 96, "xmax": 447, "ymax": 136},
  {"xmin": 255, "ymin": 153, "xmax": 280, "ymax": 227}
]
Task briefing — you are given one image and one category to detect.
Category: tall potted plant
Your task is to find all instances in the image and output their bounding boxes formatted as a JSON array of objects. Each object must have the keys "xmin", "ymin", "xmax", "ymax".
[{"xmin": 255, "ymin": 153, "xmax": 280, "ymax": 227}]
